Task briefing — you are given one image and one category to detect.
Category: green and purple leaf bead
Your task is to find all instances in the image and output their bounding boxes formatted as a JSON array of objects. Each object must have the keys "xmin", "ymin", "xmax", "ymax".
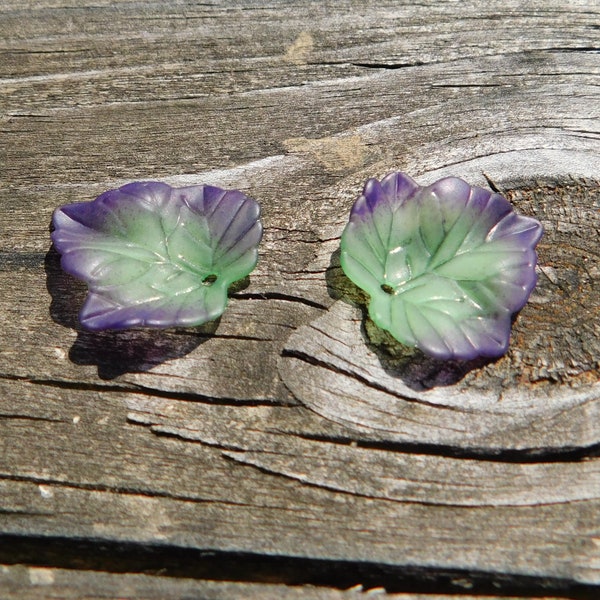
[
  {"xmin": 52, "ymin": 181, "xmax": 262, "ymax": 330},
  {"xmin": 340, "ymin": 172, "xmax": 543, "ymax": 360}
]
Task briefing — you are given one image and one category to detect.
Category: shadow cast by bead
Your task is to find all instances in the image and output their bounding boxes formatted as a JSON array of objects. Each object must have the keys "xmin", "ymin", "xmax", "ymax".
[
  {"xmin": 45, "ymin": 246, "xmax": 213, "ymax": 380},
  {"xmin": 325, "ymin": 246, "xmax": 494, "ymax": 391}
]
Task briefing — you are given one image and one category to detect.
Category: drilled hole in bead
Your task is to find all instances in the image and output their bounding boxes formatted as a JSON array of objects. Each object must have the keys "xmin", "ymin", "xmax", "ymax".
[
  {"xmin": 381, "ymin": 284, "xmax": 395, "ymax": 295},
  {"xmin": 202, "ymin": 274, "xmax": 218, "ymax": 286}
]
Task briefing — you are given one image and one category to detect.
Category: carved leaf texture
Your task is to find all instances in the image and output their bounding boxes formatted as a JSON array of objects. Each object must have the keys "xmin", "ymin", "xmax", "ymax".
[
  {"xmin": 340, "ymin": 172, "xmax": 542, "ymax": 360},
  {"xmin": 52, "ymin": 181, "xmax": 262, "ymax": 330}
]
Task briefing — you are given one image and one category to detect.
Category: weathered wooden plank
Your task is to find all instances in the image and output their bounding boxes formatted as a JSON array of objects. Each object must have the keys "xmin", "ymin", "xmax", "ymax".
[
  {"xmin": 223, "ymin": 444, "xmax": 600, "ymax": 507},
  {"xmin": 0, "ymin": 259, "xmax": 322, "ymax": 399},
  {"xmin": 3, "ymin": 58, "xmax": 598, "ymax": 191},
  {"xmin": 1, "ymin": 0, "xmax": 599, "ymax": 595},
  {"xmin": 1, "ymin": 565, "xmax": 575, "ymax": 600},
  {"xmin": 2, "ymin": 1, "xmax": 598, "ymax": 79},
  {"xmin": 0, "ymin": 379, "xmax": 598, "ymax": 588},
  {"xmin": 0, "ymin": 565, "xmax": 341, "ymax": 600},
  {"xmin": 3, "ymin": 476, "xmax": 599, "ymax": 585}
]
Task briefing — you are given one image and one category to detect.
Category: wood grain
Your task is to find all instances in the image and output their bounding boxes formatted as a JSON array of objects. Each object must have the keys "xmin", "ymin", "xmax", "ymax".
[
  {"xmin": 1, "ymin": 0, "xmax": 599, "ymax": 596},
  {"xmin": 0, "ymin": 565, "xmax": 575, "ymax": 600}
]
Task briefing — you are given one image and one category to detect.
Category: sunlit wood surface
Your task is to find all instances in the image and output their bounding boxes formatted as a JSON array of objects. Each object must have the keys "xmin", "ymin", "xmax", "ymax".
[{"xmin": 1, "ymin": 1, "xmax": 599, "ymax": 597}]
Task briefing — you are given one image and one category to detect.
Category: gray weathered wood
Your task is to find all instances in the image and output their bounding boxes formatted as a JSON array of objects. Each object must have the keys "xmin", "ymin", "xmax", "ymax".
[
  {"xmin": 1, "ymin": 0, "xmax": 599, "ymax": 596},
  {"xmin": 3, "ymin": 565, "xmax": 571, "ymax": 600}
]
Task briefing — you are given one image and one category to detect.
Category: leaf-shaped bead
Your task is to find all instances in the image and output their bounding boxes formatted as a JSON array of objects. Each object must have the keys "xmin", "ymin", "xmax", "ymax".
[
  {"xmin": 52, "ymin": 181, "xmax": 262, "ymax": 330},
  {"xmin": 340, "ymin": 172, "xmax": 543, "ymax": 360}
]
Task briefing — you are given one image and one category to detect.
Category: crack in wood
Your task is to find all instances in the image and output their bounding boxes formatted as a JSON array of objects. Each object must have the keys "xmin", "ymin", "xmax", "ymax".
[
  {"xmin": 0, "ymin": 474, "xmax": 256, "ymax": 508},
  {"xmin": 145, "ymin": 424, "xmax": 249, "ymax": 452},
  {"xmin": 231, "ymin": 291, "xmax": 328, "ymax": 311},
  {"xmin": 0, "ymin": 413, "xmax": 64, "ymax": 424},
  {"xmin": 0, "ymin": 508, "xmax": 51, "ymax": 517},
  {"xmin": 281, "ymin": 349, "xmax": 465, "ymax": 412},
  {"xmin": 350, "ymin": 61, "xmax": 426, "ymax": 70},
  {"xmin": 126, "ymin": 403, "xmax": 600, "ymax": 466},
  {"xmin": 291, "ymin": 432, "xmax": 600, "ymax": 464},
  {"xmin": 548, "ymin": 46, "xmax": 600, "ymax": 53},
  {"xmin": 0, "ymin": 534, "xmax": 594, "ymax": 598},
  {"xmin": 0, "ymin": 374, "xmax": 289, "ymax": 407},
  {"xmin": 482, "ymin": 172, "xmax": 501, "ymax": 193},
  {"xmin": 0, "ymin": 373, "xmax": 134, "ymax": 395},
  {"xmin": 222, "ymin": 449, "xmax": 600, "ymax": 509}
]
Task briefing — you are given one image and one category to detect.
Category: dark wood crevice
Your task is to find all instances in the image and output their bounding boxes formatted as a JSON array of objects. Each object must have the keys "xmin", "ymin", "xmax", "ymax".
[
  {"xmin": 0, "ymin": 535, "xmax": 596, "ymax": 599},
  {"xmin": 292, "ymin": 432, "xmax": 600, "ymax": 464}
]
